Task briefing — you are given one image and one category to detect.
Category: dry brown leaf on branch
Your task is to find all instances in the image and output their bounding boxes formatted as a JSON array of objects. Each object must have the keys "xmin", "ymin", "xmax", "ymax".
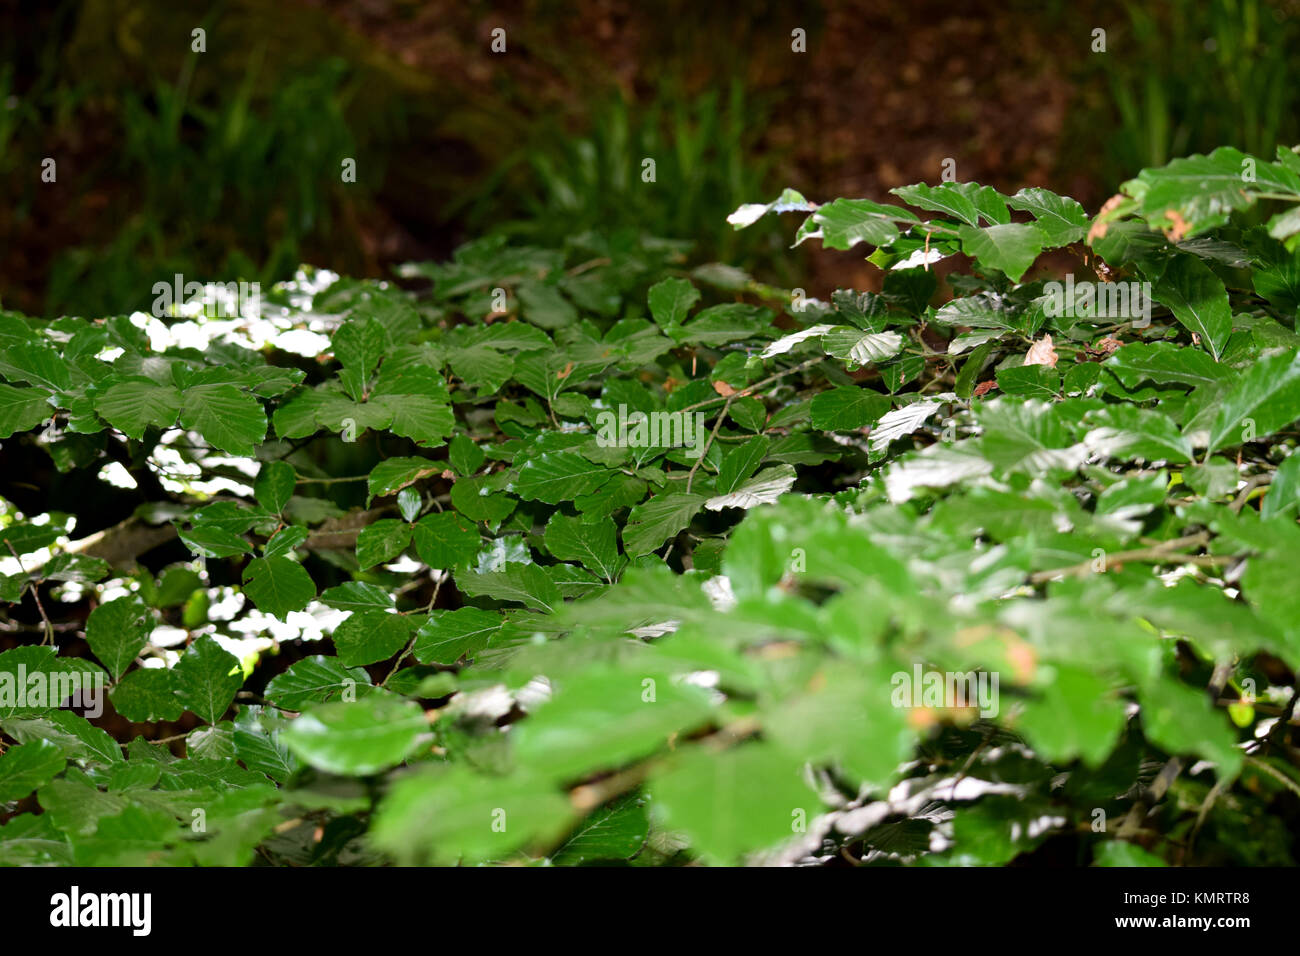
[
  {"xmin": 1087, "ymin": 193, "xmax": 1126, "ymax": 242},
  {"xmin": 1024, "ymin": 334, "xmax": 1059, "ymax": 368},
  {"xmin": 1161, "ymin": 209, "xmax": 1191, "ymax": 242}
]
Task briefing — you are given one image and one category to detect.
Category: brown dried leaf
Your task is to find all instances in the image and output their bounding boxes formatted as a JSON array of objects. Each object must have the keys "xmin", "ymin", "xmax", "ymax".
[
  {"xmin": 1087, "ymin": 193, "xmax": 1126, "ymax": 243},
  {"xmin": 1161, "ymin": 209, "xmax": 1191, "ymax": 242},
  {"xmin": 1095, "ymin": 336, "xmax": 1123, "ymax": 356},
  {"xmin": 1024, "ymin": 334, "xmax": 1059, "ymax": 368}
]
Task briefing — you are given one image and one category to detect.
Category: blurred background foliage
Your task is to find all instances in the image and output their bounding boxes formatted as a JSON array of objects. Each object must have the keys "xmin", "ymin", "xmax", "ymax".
[{"xmin": 1, "ymin": 0, "xmax": 1298, "ymax": 317}]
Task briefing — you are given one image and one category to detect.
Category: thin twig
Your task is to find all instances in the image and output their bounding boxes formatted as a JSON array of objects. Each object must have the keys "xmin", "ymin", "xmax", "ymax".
[
  {"xmin": 5, "ymin": 541, "xmax": 53, "ymax": 646},
  {"xmin": 1244, "ymin": 755, "xmax": 1300, "ymax": 798},
  {"xmin": 677, "ymin": 356, "xmax": 827, "ymax": 415},
  {"xmin": 1230, "ymin": 473, "xmax": 1271, "ymax": 513},
  {"xmin": 1184, "ymin": 778, "xmax": 1225, "ymax": 863},
  {"xmin": 685, "ymin": 397, "xmax": 733, "ymax": 494},
  {"xmin": 1028, "ymin": 532, "xmax": 1229, "ymax": 584},
  {"xmin": 383, "ymin": 574, "xmax": 445, "ymax": 687},
  {"xmin": 294, "ymin": 475, "xmax": 372, "ymax": 485}
]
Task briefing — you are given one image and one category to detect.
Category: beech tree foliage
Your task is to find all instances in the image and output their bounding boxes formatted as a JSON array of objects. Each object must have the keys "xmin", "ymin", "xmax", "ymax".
[{"xmin": 3, "ymin": 147, "xmax": 1300, "ymax": 865}]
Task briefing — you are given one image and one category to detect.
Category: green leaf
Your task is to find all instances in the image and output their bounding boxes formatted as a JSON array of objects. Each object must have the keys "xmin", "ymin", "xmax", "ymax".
[
  {"xmin": 1006, "ymin": 187, "xmax": 1089, "ymax": 246},
  {"xmin": 517, "ymin": 281, "xmax": 578, "ymax": 329},
  {"xmin": 1205, "ymin": 348, "xmax": 1300, "ymax": 452},
  {"xmin": 372, "ymin": 391, "xmax": 455, "ymax": 448},
  {"xmin": 401, "ymin": 493, "xmax": 429, "ymax": 531},
  {"xmin": 832, "ymin": 289, "xmax": 889, "ymax": 331},
  {"xmin": 647, "ymin": 277, "xmax": 700, "ymax": 329},
  {"xmin": 191, "ymin": 501, "xmax": 263, "ymax": 534},
  {"xmin": 372, "ymin": 766, "xmax": 572, "ymax": 864},
  {"xmin": 513, "ymin": 452, "xmax": 613, "ymax": 504},
  {"xmin": 705, "ymin": 464, "xmax": 797, "ymax": 511},
  {"xmin": 1016, "ymin": 666, "xmax": 1127, "ymax": 766},
  {"xmin": 233, "ymin": 709, "xmax": 298, "ymax": 783},
  {"xmin": 622, "ymin": 492, "xmax": 706, "ymax": 557},
  {"xmin": 1139, "ymin": 677, "xmax": 1242, "ymax": 780},
  {"xmin": 331, "ymin": 317, "xmax": 388, "ymax": 377},
  {"xmin": 552, "ymin": 794, "xmax": 649, "ymax": 864},
  {"xmin": 264, "ymin": 525, "xmax": 309, "ymax": 558},
  {"xmin": 543, "ymin": 513, "xmax": 623, "ymax": 581},
  {"xmin": 367, "ymin": 456, "xmax": 439, "ymax": 501},
  {"xmin": 1149, "ymin": 255, "xmax": 1233, "ymax": 361},
  {"xmin": 413, "ymin": 607, "xmax": 502, "ymax": 665},
  {"xmin": 947, "ymin": 795, "xmax": 1051, "ymax": 865},
  {"xmin": 1261, "ymin": 450, "xmax": 1300, "ymax": 520},
  {"xmin": 891, "ymin": 182, "xmax": 982, "ymax": 226},
  {"xmin": 86, "ymin": 597, "xmax": 153, "ymax": 679},
  {"xmin": 282, "ymin": 694, "xmax": 428, "ymax": 775},
  {"xmin": 154, "ymin": 567, "xmax": 202, "ymax": 607},
  {"xmin": 0, "ymin": 523, "xmax": 60, "ymax": 556},
  {"xmin": 820, "ymin": 328, "xmax": 905, "ymax": 367},
  {"xmin": 0, "ymin": 384, "xmax": 51, "ymax": 438},
  {"xmin": 448, "ymin": 435, "xmax": 486, "ymax": 476},
  {"xmin": 1131, "ymin": 147, "xmax": 1299, "ymax": 233},
  {"xmin": 331, "ymin": 611, "xmax": 416, "ymax": 667},
  {"xmin": 0, "ymin": 647, "xmax": 105, "ymax": 719},
  {"xmin": 411, "ymin": 511, "xmax": 481, "ymax": 569},
  {"xmin": 179, "ymin": 384, "xmax": 266, "ymax": 456},
  {"xmin": 802, "ymin": 198, "xmax": 905, "ymax": 249},
  {"xmin": 1, "ymin": 710, "xmax": 121, "ymax": 764},
  {"xmin": 188, "ymin": 722, "xmax": 236, "ymax": 761},
  {"xmin": 0, "ymin": 739, "xmax": 66, "ymax": 801},
  {"xmin": 1083, "ymin": 406, "xmax": 1193, "ymax": 463},
  {"xmin": 177, "ymin": 525, "xmax": 253, "ymax": 559},
  {"xmin": 512, "ymin": 665, "xmax": 712, "ymax": 785},
  {"xmin": 318, "ymin": 581, "xmax": 396, "ymax": 613},
  {"xmin": 355, "ymin": 519, "xmax": 412, "ymax": 569},
  {"xmin": 935, "ymin": 294, "xmax": 1015, "ymax": 330},
  {"xmin": 1184, "ymin": 457, "xmax": 1237, "ymax": 498},
  {"xmin": 957, "ymin": 223, "xmax": 1044, "ymax": 282},
  {"xmin": 41, "ymin": 553, "xmax": 110, "ymax": 584},
  {"xmin": 716, "ymin": 435, "xmax": 772, "ymax": 495},
  {"xmin": 810, "ymin": 386, "xmax": 889, "ymax": 431},
  {"xmin": 651, "ymin": 743, "xmax": 815, "ymax": 863},
  {"xmin": 254, "ymin": 461, "xmax": 296, "ymax": 513},
  {"xmin": 726, "ymin": 188, "xmax": 814, "ymax": 228},
  {"xmin": 457, "ymin": 563, "xmax": 562, "ymax": 612},
  {"xmin": 264, "ymin": 655, "xmax": 374, "ymax": 710},
  {"xmin": 449, "ymin": 474, "xmax": 517, "ymax": 523},
  {"xmin": 241, "ymin": 556, "xmax": 316, "ymax": 617},
  {"xmin": 764, "ymin": 667, "xmax": 913, "ymax": 788},
  {"xmin": 109, "ymin": 668, "xmax": 183, "ymax": 723},
  {"xmin": 1104, "ymin": 341, "xmax": 1228, "ymax": 390},
  {"xmin": 95, "ymin": 381, "xmax": 181, "ymax": 439},
  {"xmin": 0, "ymin": 341, "xmax": 71, "ymax": 390},
  {"xmin": 995, "ymin": 364, "xmax": 1060, "ymax": 399},
  {"xmin": 979, "ymin": 399, "xmax": 1083, "ymax": 475},
  {"xmin": 1093, "ymin": 841, "xmax": 1168, "ymax": 867},
  {"xmin": 173, "ymin": 636, "xmax": 243, "ymax": 724}
]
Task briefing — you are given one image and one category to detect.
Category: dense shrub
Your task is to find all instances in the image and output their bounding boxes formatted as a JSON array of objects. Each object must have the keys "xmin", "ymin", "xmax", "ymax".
[{"xmin": 3, "ymin": 147, "xmax": 1300, "ymax": 865}]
